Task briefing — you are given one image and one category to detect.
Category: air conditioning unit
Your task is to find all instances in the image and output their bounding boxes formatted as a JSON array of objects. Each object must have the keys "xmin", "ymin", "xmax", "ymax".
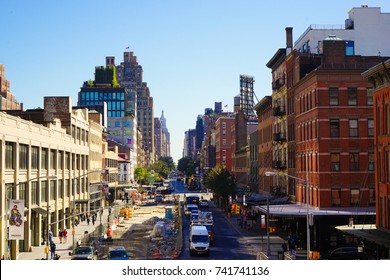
[{"xmin": 345, "ymin": 19, "xmax": 354, "ymax": 30}]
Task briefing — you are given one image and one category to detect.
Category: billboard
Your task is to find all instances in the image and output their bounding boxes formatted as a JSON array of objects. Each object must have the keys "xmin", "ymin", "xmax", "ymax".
[{"xmin": 8, "ymin": 200, "xmax": 24, "ymax": 240}]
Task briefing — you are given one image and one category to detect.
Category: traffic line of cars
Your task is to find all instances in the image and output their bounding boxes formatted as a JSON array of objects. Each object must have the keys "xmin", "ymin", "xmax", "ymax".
[{"xmin": 184, "ymin": 195, "xmax": 214, "ymax": 257}]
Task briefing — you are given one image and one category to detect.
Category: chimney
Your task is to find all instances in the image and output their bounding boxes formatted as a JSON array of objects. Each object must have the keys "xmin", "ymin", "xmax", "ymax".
[{"xmin": 286, "ymin": 27, "xmax": 293, "ymax": 51}]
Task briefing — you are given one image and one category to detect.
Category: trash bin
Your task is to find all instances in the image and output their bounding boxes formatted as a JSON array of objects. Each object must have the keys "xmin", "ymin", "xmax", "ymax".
[{"xmin": 277, "ymin": 251, "xmax": 285, "ymax": 260}]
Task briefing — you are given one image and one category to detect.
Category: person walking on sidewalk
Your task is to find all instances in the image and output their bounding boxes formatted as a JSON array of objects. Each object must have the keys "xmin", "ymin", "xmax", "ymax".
[
  {"xmin": 58, "ymin": 229, "xmax": 63, "ymax": 244},
  {"xmin": 92, "ymin": 213, "xmax": 96, "ymax": 225},
  {"xmin": 86, "ymin": 214, "xmax": 90, "ymax": 225},
  {"xmin": 62, "ymin": 228, "xmax": 68, "ymax": 243},
  {"xmin": 50, "ymin": 242, "xmax": 56, "ymax": 260},
  {"xmin": 48, "ymin": 229, "xmax": 53, "ymax": 243}
]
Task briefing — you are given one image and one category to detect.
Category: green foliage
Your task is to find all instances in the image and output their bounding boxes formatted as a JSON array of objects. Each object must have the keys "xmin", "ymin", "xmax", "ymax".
[
  {"xmin": 151, "ymin": 160, "xmax": 170, "ymax": 179},
  {"xmin": 134, "ymin": 166, "xmax": 147, "ymax": 184},
  {"xmin": 177, "ymin": 156, "xmax": 199, "ymax": 177},
  {"xmin": 204, "ymin": 165, "xmax": 236, "ymax": 199},
  {"xmin": 159, "ymin": 156, "xmax": 176, "ymax": 170}
]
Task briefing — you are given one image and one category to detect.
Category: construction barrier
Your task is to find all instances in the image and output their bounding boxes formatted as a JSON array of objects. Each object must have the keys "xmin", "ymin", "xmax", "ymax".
[
  {"xmin": 172, "ymin": 249, "xmax": 179, "ymax": 259},
  {"xmin": 310, "ymin": 251, "xmax": 321, "ymax": 260},
  {"xmin": 153, "ymin": 249, "xmax": 160, "ymax": 260}
]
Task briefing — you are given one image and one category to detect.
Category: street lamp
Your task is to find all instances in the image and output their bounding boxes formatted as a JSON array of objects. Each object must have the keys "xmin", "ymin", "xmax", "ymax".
[
  {"xmin": 265, "ymin": 171, "xmax": 310, "ymax": 260},
  {"xmin": 4, "ymin": 174, "xmax": 57, "ymax": 260}
]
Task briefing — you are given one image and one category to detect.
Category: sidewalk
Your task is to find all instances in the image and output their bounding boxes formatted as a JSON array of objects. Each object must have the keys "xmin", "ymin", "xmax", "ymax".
[
  {"xmin": 214, "ymin": 203, "xmax": 306, "ymax": 260},
  {"xmin": 18, "ymin": 207, "xmax": 110, "ymax": 260}
]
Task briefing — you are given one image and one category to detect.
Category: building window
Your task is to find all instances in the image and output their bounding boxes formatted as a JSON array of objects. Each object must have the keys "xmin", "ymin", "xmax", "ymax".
[
  {"xmin": 222, "ymin": 130, "xmax": 226, "ymax": 136},
  {"xmin": 50, "ymin": 180, "xmax": 56, "ymax": 200},
  {"xmin": 350, "ymin": 189, "xmax": 360, "ymax": 206},
  {"xmin": 331, "ymin": 153, "xmax": 340, "ymax": 171},
  {"xmin": 366, "ymin": 88, "xmax": 373, "ymax": 105},
  {"xmin": 19, "ymin": 182, "xmax": 27, "ymax": 207},
  {"xmin": 115, "ymin": 121, "xmax": 121, "ymax": 127},
  {"xmin": 19, "ymin": 144, "xmax": 28, "ymax": 170},
  {"xmin": 222, "ymin": 139, "xmax": 226, "ymax": 145},
  {"xmin": 31, "ymin": 181, "xmax": 38, "ymax": 205},
  {"xmin": 65, "ymin": 179, "xmax": 70, "ymax": 198},
  {"xmin": 50, "ymin": 150, "xmax": 56, "ymax": 169},
  {"xmin": 41, "ymin": 181, "xmax": 47, "ymax": 203},
  {"xmin": 222, "ymin": 122, "xmax": 226, "ymax": 129},
  {"xmin": 5, "ymin": 142, "xmax": 14, "ymax": 169},
  {"xmin": 348, "ymin": 87, "xmax": 357, "ymax": 105},
  {"xmin": 31, "ymin": 146, "xmax": 39, "ymax": 169},
  {"xmin": 58, "ymin": 180, "xmax": 63, "ymax": 199},
  {"xmin": 330, "ymin": 119, "xmax": 340, "ymax": 137},
  {"xmin": 368, "ymin": 119, "xmax": 374, "ymax": 137},
  {"xmin": 41, "ymin": 148, "xmax": 48, "ymax": 170},
  {"xmin": 349, "ymin": 119, "xmax": 358, "ymax": 137},
  {"xmin": 331, "ymin": 188, "xmax": 341, "ymax": 206},
  {"xmin": 329, "ymin": 88, "xmax": 339, "ymax": 105},
  {"xmin": 65, "ymin": 152, "xmax": 70, "ymax": 169},
  {"xmin": 349, "ymin": 152, "xmax": 359, "ymax": 171},
  {"xmin": 58, "ymin": 151, "xmax": 63, "ymax": 170},
  {"xmin": 368, "ymin": 152, "xmax": 375, "ymax": 171}
]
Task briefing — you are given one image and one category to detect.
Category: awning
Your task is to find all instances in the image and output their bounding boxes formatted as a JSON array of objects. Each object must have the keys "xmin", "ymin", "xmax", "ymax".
[
  {"xmin": 335, "ymin": 224, "xmax": 390, "ymax": 249},
  {"xmin": 75, "ymin": 199, "xmax": 89, "ymax": 204},
  {"xmin": 31, "ymin": 206, "xmax": 47, "ymax": 216},
  {"xmin": 256, "ymin": 203, "xmax": 375, "ymax": 217}
]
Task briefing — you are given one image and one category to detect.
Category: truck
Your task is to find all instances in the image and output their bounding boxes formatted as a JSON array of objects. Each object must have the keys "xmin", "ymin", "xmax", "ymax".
[{"xmin": 184, "ymin": 195, "xmax": 200, "ymax": 207}]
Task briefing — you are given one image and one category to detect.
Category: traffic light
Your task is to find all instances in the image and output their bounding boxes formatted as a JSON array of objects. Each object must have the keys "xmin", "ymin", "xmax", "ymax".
[
  {"xmin": 235, "ymin": 204, "xmax": 241, "ymax": 214},
  {"xmin": 269, "ymin": 226, "xmax": 276, "ymax": 233}
]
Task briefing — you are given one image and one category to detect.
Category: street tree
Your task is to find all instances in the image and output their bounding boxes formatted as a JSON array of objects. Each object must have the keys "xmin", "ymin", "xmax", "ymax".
[{"xmin": 204, "ymin": 165, "xmax": 236, "ymax": 204}]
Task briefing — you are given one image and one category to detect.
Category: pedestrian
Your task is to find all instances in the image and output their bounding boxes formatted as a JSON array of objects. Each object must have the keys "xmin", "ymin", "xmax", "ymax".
[
  {"xmin": 50, "ymin": 242, "xmax": 56, "ymax": 260},
  {"xmin": 86, "ymin": 214, "xmax": 90, "ymax": 225},
  {"xmin": 48, "ymin": 229, "xmax": 53, "ymax": 243},
  {"xmin": 62, "ymin": 228, "xmax": 68, "ymax": 243},
  {"xmin": 108, "ymin": 206, "xmax": 112, "ymax": 216},
  {"xmin": 92, "ymin": 214, "xmax": 96, "ymax": 225},
  {"xmin": 282, "ymin": 242, "xmax": 288, "ymax": 252},
  {"xmin": 107, "ymin": 227, "xmax": 113, "ymax": 239},
  {"xmin": 288, "ymin": 233, "xmax": 297, "ymax": 254},
  {"xmin": 58, "ymin": 229, "xmax": 63, "ymax": 244}
]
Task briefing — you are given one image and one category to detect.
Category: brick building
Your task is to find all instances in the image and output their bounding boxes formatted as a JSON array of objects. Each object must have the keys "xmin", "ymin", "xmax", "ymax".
[{"xmin": 291, "ymin": 39, "xmax": 388, "ymax": 208}]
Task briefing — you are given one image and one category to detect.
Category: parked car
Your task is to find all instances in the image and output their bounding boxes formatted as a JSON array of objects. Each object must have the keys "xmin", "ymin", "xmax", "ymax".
[
  {"xmin": 69, "ymin": 245, "xmax": 97, "ymax": 260},
  {"xmin": 108, "ymin": 246, "xmax": 129, "ymax": 260},
  {"xmin": 322, "ymin": 246, "xmax": 368, "ymax": 260}
]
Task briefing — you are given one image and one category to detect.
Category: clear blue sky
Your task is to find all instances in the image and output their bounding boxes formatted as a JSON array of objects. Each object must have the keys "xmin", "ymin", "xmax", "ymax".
[{"xmin": 1, "ymin": 0, "xmax": 389, "ymax": 163}]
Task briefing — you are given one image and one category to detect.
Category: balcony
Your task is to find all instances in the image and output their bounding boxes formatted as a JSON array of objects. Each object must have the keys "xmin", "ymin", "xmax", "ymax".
[
  {"xmin": 273, "ymin": 105, "xmax": 286, "ymax": 116},
  {"xmin": 273, "ymin": 132, "xmax": 287, "ymax": 142},
  {"xmin": 272, "ymin": 160, "xmax": 287, "ymax": 170}
]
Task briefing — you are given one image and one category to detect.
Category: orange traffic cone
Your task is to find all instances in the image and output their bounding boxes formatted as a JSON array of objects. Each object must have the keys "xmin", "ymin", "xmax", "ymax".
[
  {"xmin": 153, "ymin": 249, "xmax": 160, "ymax": 260},
  {"xmin": 172, "ymin": 249, "xmax": 178, "ymax": 259}
]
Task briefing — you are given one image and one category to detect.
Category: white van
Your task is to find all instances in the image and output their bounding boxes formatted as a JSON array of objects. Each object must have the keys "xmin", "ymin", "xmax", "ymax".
[{"xmin": 189, "ymin": 225, "xmax": 210, "ymax": 257}]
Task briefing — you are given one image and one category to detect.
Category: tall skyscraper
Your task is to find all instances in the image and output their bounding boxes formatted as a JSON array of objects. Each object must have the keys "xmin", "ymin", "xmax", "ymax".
[
  {"xmin": 114, "ymin": 51, "xmax": 155, "ymax": 165},
  {"xmin": 0, "ymin": 64, "xmax": 22, "ymax": 110}
]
